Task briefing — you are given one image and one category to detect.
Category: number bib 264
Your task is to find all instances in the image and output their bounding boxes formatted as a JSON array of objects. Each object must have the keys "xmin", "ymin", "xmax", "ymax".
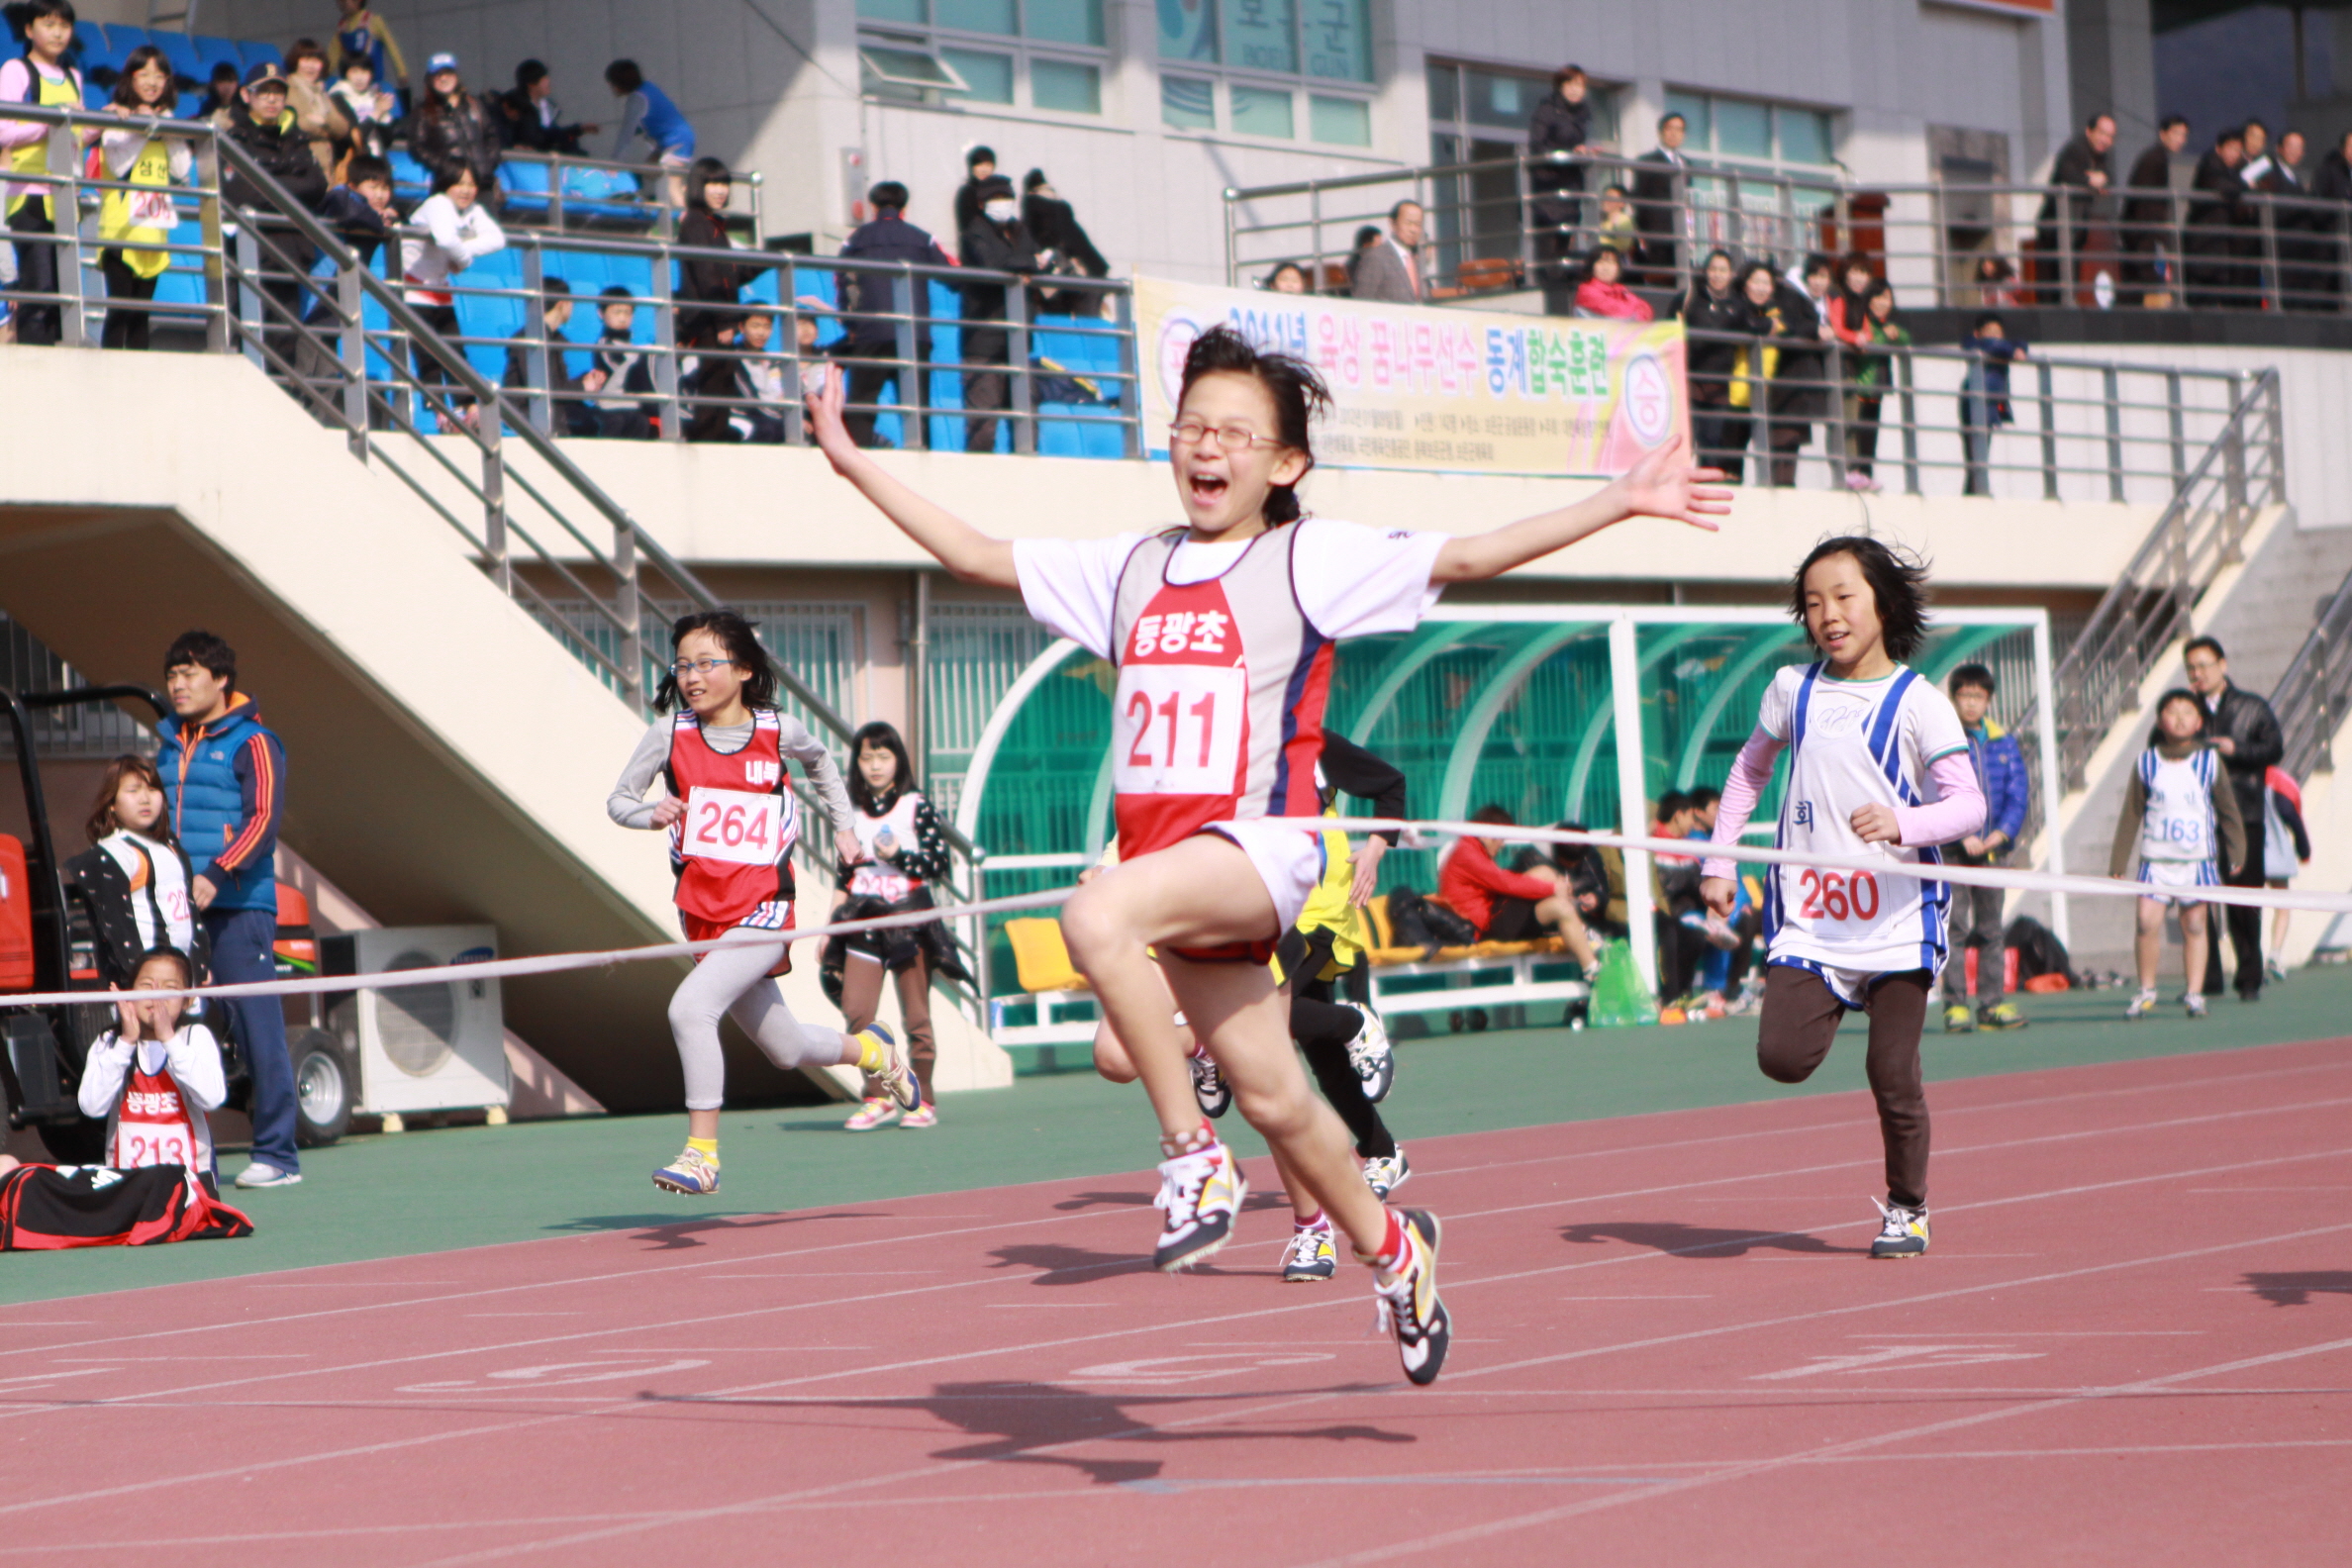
[
  {"xmin": 1113, "ymin": 665, "xmax": 1246, "ymax": 797},
  {"xmin": 682, "ymin": 787, "xmax": 786, "ymax": 867}
]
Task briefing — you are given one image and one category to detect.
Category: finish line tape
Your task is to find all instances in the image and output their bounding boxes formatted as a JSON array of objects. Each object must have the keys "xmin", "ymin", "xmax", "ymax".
[{"xmin": 4, "ymin": 819, "xmax": 2343, "ymax": 1011}]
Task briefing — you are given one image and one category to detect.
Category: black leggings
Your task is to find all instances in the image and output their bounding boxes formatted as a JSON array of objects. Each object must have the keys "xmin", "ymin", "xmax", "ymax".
[
  {"xmin": 1755, "ymin": 965, "xmax": 1931, "ymax": 1209},
  {"xmin": 1280, "ymin": 927, "xmax": 1394, "ymax": 1161},
  {"xmin": 101, "ymin": 252, "xmax": 159, "ymax": 350}
]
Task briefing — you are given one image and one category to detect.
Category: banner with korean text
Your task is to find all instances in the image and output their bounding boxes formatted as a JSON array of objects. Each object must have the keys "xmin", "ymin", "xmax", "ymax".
[{"xmin": 1134, "ymin": 274, "xmax": 1688, "ymax": 478}]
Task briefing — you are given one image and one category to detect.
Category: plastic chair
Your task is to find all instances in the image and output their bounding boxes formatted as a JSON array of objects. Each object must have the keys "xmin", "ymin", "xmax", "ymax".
[{"xmin": 1005, "ymin": 919, "xmax": 1088, "ymax": 994}]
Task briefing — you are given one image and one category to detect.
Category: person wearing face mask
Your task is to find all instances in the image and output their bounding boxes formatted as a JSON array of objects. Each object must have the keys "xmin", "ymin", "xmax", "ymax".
[{"xmin": 957, "ymin": 174, "xmax": 1046, "ymax": 453}]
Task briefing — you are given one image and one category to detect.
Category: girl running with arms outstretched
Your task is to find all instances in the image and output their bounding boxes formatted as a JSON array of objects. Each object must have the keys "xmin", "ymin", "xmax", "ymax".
[
  {"xmin": 1700, "ymin": 539, "xmax": 1985, "ymax": 1259},
  {"xmin": 610, "ymin": 612, "xmax": 923, "ymax": 1195},
  {"xmin": 808, "ymin": 328, "xmax": 1725, "ymax": 1382}
]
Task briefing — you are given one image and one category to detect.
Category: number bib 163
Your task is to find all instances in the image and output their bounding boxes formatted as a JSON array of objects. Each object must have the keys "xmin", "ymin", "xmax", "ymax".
[
  {"xmin": 1113, "ymin": 665, "xmax": 1246, "ymax": 797},
  {"xmin": 682, "ymin": 786, "xmax": 786, "ymax": 867}
]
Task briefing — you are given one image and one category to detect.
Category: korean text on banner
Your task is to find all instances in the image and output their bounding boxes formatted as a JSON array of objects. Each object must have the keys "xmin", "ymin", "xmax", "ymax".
[{"xmin": 1135, "ymin": 274, "xmax": 1688, "ymax": 478}]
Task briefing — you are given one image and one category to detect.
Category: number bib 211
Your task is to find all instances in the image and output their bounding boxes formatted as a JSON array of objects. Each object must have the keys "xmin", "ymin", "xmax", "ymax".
[{"xmin": 1113, "ymin": 664, "xmax": 1246, "ymax": 798}]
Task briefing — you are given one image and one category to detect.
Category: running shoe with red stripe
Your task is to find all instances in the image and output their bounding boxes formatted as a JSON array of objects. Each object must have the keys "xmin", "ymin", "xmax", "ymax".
[{"xmin": 1371, "ymin": 1208, "xmax": 1450, "ymax": 1385}]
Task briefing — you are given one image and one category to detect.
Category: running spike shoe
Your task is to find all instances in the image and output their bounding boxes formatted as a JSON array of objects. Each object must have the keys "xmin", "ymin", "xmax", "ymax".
[
  {"xmin": 1363, "ymin": 1148, "xmax": 1412, "ymax": 1201},
  {"xmin": 1942, "ymin": 1003, "xmax": 1975, "ymax": 1033},
  {"xmin": 652, "ymin": 1146, "xmax": 722, "ymax": 1196},
  {"xmin": 1190, "ymin": 1048, "xmax": 1232, "ymax": 1120},
  {"xmin": 843, "ymin": 1094, "xmax": 900, "ymax": 1131},
  {"xmin": 2125, "ymin": 988, "xmax": 2160, "ymax": 1021},
  {"xmin": 1870, "ymin": 1197, "xmax": 1930, "ymax": 1258},
  {"xmin": 1371, "ymin": 1209, "xmax": 1450, "ymax": 1385},
  {"xmin": 1347, "ymin": 1008, "xmax": 1396, "ymax": 1103},
  {"xmin": 860, "ymin": 1025, "xmax": 924, "ymax": 1114},
  {"xmin": 2186, "ymin": 993, "xmax": 2209, "ymax": 1019},
  {"xmin": 1152, "ymin": 1140, "xmax": 1246, "ymax": 1271},
  {"xmin": 1281, "ymin": 1223, "xmax": 1338, "ymax": 1283},
  {"xmin": 1978, "ymin": 1002, "xmax": 2026, "ymax": 1031}
]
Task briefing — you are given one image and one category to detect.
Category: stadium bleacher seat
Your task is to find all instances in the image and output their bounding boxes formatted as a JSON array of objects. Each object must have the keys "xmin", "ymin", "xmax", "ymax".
[
  {"xmin": 236, "ymin": 40, "xmax": 282, "ymax": 75},
  {"xmin": 388, "ymin": 149, "xmax": 432, "ymax": 203}
]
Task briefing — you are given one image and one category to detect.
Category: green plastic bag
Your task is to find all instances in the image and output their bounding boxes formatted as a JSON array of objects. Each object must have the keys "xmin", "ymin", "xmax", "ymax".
[{"xmin": 1587, "ymin": 937, "xmax": 1658, "ymax": 1028}]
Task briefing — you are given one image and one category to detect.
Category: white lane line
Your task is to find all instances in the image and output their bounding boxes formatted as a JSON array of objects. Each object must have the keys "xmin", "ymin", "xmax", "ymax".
[
  {"xmin": 1295, "ymin": 1331, "xmax": 2352, "ymax": 1567},
  {"xmin": 7, "ymin": 1128, "xmax": 2345, "ymax": 1435},
  {"xmin": 7, "ymin": 1048, "xmax": 2335, "ymax": 1339}
]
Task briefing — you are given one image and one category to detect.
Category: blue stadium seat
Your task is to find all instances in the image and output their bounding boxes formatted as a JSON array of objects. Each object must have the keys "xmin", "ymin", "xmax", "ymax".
[
  {"xmin": 451, "ymin": 246, "xmax": 526, "ymax": 382},
  {"xmin": 148, "ymin": 32, "xmax": 202, "ymax": 90},
  {"xmin": 73, "ymin": 22, "xmax": 126, "ymax": 107},
  {"xmin": 388, "ymin": 149, "xmax": 432, "ymax": 202},
  {"xmin": 236, "ymin": 40, "xmax": 283, "ymax": 74},
  {"xmin": 190, "ymin": 36, "xmax": 244, "ymax": 87}
]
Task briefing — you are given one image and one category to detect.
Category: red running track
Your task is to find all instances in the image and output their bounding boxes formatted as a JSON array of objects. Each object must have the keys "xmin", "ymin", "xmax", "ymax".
[{"xmin": 4, "ymin": 1040, "xmax": 2351, "ymax": 1567}]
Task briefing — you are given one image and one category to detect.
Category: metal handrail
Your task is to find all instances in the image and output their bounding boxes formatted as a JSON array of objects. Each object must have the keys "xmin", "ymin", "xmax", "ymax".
[
  {"xmin": 2269, "ymin": 564, "xmax": 2352, "ymax": 780},
  {"xmin": 1225, "ymin": 151, "xmax": 2352, "ymax": 316},
  {"xmin": 2035, "ymin": 368, "xmax": 2286, "ymax": 790}
]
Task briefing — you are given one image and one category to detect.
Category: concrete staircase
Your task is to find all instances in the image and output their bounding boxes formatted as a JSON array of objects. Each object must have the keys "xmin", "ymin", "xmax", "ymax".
[{"xmin": 2049, "ymin": 512, "xmax": 2352, "ymax": 974}]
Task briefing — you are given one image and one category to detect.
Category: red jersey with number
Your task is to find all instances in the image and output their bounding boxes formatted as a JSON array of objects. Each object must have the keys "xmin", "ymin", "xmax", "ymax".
[
  {"xmin": 663, "ymin": 709, "xmax": 800, "ymax": 931},
  {"xmin": 109, "ymin": 1060, "xmax": 202, "ymax": 1173},
  {"xmin": 1106, "ymin": 528, "xmax": 1332, "ymax": 859}
]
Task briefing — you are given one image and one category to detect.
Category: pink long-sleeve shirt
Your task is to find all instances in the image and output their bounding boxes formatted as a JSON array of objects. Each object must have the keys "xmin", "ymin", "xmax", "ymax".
[{"xmin": 1700, "ymin": 726, "xmax": 1985, "ymax": 882}]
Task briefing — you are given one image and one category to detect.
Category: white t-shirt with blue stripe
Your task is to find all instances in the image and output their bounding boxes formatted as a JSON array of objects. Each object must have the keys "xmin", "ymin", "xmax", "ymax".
[{"xmin": 1759, "ymin": 662, "xmax": 1971, "ymax": 977}]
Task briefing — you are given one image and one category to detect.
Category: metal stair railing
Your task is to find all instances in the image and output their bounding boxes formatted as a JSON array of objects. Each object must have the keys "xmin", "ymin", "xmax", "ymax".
[
  {"xmin": 204, "ymin": 136, "xmax": 998, "ymax": 1018},
  {"xmin": 2268, "ymin": 564, "xmax": 2352, "ymax": 781},
  {"xmin": 2036, "ymin": 367, "xmax": 2285, "ymax": 793}
]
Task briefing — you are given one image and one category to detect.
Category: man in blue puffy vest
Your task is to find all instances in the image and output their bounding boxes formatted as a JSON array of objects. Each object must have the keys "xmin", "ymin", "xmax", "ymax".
[{"xmin": 157, "ymin": 631, "xmax": 300, "ymax": 1189}]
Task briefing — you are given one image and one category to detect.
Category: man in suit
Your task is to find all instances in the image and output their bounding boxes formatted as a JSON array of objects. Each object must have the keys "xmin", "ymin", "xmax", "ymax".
[
  {"xmin": 2121, "ymin": 114, "xmax": 2189, "ymax": 304},
  {"xmin": 1632, "ymin": 112, "xmax": 1691, "ymax": 285},
  {"xmin": 2034, "ymin": 111, "xmax": 2115, "ymax": 302},
  {"xmin": 1352, "ymin": 200, "xmax": 1424, "ymax": 303},
  {"xmin": 2185, "ymin": 636, "xmax": 2283, "ymax": 1000}
]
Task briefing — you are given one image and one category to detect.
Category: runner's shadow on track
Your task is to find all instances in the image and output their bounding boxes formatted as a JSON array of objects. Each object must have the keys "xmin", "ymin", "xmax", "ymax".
[
  {"xmin": 2242, "ymin": 1271, "xmax": 2352, "ymax": 1307},
  {"xmin": 763, "ymin": 1380, "xmax": 1414, "ymax": 1486},
  {"xmin": 1053, "ymin": 1189, "xmax": 1291, "ymax": 1214},
  {"xmin": 548, "ymin": 1211, "xmax": 887, "ymax": 1250},
  {"xmin": 987, "ymin": 1241, "xmax": 1160, "ymax": 1284},
  {"xmin": 1559, "ymin": 1220, "xmax": 1867, "ymax": 1258}
]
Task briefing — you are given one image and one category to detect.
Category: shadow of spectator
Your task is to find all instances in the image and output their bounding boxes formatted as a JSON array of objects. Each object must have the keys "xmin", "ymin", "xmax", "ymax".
[
  {"xmin": 2242, "ymin": 1271, "xmax": 2352, "ymax": 1307},
  {"xmin": 1559, "ymin": 1219, "xmax": 1867, "ymax": 1258}
]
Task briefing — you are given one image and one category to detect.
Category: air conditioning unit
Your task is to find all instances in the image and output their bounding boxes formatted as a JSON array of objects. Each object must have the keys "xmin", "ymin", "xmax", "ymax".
[{"xmin": 321, "ymin": 927, "xmax": 509, "ymax": 1116}]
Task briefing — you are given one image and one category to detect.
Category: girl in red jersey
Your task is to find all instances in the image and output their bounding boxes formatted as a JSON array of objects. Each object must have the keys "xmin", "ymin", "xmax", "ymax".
[
  {"xmin": 609, "ymin": 612, "xmax": 922, "ymax": 1195},
  {"xmin": 808, "ymin": 329, "xmax": 1725, "ymax": 1383}
]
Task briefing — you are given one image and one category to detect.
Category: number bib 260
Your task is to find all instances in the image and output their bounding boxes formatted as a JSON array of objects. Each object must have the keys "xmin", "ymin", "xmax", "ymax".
[
  {"xmin": 1113, "ymin": 665, "xmax": 1246, "ymax": 797},
  {"xmin": 682, "ymin": 787, "xmax": 785, "ymax": 867}
]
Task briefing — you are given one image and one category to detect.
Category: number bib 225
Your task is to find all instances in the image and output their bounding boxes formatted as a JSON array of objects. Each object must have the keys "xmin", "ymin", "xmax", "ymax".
[
  {"xmin": 682, "ymin": 787, "xmax": 785, "ymax": 867},
  {"xmin": 1113, "ymin": 665, "xmax": 1246, "ymax": 797}
]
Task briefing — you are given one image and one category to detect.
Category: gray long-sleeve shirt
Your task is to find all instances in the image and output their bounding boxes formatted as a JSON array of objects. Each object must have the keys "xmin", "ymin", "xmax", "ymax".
[{"xmin": 607, "ymin": 711, "xmax": 854, "ymax": 848}]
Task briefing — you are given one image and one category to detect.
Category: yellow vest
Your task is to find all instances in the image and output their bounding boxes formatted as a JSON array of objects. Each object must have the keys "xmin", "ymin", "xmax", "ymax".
[
  {"xmin": 1272, "ymin": 818, "xmax": 1370, "ymax": 985},
  {"xmin": 6, "ymin": 66, "xmax": 78, "ymax": 220},
  {"xmin": 99, "ymin": 135, "xmax": 177, "ymax": 279}
]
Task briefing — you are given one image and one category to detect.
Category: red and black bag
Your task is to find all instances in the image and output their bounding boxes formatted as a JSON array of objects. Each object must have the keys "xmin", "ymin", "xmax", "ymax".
[{"xmin": 0, "ymin": 1164, "xmax": 254, "ymax": 1250}]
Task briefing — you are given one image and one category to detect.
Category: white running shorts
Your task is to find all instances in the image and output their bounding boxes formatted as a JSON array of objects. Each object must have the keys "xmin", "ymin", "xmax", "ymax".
[{"xmin": 2137, "ymin": 858, "xmax": 2218, "ymax": 907}]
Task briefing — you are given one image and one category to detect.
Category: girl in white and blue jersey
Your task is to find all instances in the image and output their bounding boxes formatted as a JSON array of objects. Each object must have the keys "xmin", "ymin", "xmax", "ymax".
[
  {"xmin": 2107, "ymin": 689, "xmax": 2245, "ymax": 1021},
  {"xmin": 1702, "ymin": 538, "xmax": 1985, "ymax": 1259}
]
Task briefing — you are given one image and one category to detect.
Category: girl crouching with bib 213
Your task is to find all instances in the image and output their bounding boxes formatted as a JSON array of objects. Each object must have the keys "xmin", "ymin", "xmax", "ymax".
[
  {"xmin": 1701, "ymin": 538, "xmax": 1986, "ymax": 1259},
  {"xmin": 609, "ymin": 612, "xmax": 923, "ymax": 1195},
  {"xmin": 827, "ymin": 721, "xmax": 969, "ymax": 1130}
]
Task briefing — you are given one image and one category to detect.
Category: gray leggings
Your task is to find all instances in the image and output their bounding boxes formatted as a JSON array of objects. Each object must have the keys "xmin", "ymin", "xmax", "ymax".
[{"xmin": 669, "ymin": 934, "xmax": 843, "ymax": 1111}]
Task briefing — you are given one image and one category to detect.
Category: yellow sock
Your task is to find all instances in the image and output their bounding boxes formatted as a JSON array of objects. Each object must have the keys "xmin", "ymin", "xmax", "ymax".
[
  {"xmin": 687, "ymin": 1136, "xmax": 719, "ymax": 1162},
  {"xmin": 855, "ymin": 1031, "xmax": 891, "ymax": 1074}
]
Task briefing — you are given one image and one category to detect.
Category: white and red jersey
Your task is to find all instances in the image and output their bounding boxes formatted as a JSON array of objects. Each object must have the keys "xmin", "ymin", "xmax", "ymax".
[
  {"xmin": 1014, "ymin": 520, "xmax": 1446, "ymax": 863},
  {"xmin": 664, "ymin": 708, "xmax": 801, "ymax": 931},
  {"xmin": 77, "ymin": 1026, "xmax": 226, "ymax": 1176},
  {"xmin": 846, "ymin": 792, "xmax": 926, "ymax": 903}
]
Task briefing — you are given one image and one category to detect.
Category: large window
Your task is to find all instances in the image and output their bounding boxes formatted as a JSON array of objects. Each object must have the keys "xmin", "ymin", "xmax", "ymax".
[
  {"xmin": 1660, "ymin": 88, "xmax": 1837, "ymax": 170},
  {"xmin": 859, "ymin": 0, "xmax": 1108, "ymax": 116},
  {"xmin": 1423, "ymin": 61, "xmax": 1624, "ymax": 280},
  {"xmin": 1157, "ymin": 0, "xmax": 1375, "ymax": 147}
]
